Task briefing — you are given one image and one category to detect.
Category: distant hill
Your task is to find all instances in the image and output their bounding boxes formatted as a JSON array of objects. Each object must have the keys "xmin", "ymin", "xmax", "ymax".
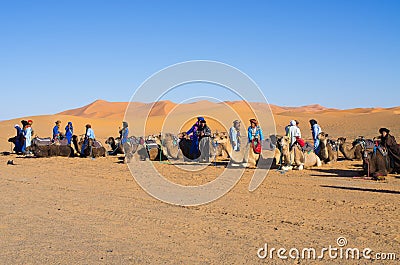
[
  {"xmin": 58, "ymin": 99, "xmax": 342, "ymax": 119},
  {"xmin": 1, "ymin": 99, "xmax": 399, "ymax": 151}
]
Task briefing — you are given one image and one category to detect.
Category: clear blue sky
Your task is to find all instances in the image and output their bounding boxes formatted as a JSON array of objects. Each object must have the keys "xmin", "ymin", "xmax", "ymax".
[{"xmin": 1, "ymin": 0, "xmax": 399, "ymax": 120}]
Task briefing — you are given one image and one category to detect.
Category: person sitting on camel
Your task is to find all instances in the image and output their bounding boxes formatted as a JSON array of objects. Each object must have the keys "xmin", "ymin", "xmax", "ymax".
[{"xmin": 379, "ymin": 128, "xmax": 400, "ymax": 172}]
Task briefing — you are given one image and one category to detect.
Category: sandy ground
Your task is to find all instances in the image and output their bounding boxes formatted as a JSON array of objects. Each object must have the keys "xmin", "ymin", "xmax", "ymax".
[
  {"xmin": 0, "ymin": 152, "xmax": 399, "ymax": 264},
  {"xmin": 1, "ymin": 100, "xmax": 399, "ymax": 264}
]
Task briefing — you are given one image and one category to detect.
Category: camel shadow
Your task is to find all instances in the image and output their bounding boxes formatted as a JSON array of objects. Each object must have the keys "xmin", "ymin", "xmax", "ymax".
[
  {"xmin": 170, "ymin": 161, "xmax": 229, "ymax": 167},
  {"xmin": 310, "ymin": 168, "xmax": 363, "ymax": 178},
  {"xmin": 321, "ymin": 185, "xmax": 400, "ymax": 195},
  {"xmin": 256, "ymin": 157, "xmax": 276, "ymax": 170},
  {"xmin": 112, "ymin": 156, "xmax": 126, "ymax": 164}
]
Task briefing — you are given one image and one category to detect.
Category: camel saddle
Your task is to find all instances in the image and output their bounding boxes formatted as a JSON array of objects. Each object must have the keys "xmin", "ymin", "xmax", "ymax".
[
  {"xmin": 32, "ymin": 137, "xmax": 52, "ymax": 146},
  {"xmin": 54, "ymin": 138, "xmax": 69, "ymax": 146},
  {"xmin": 328, "ymin": 139, "xmax": 338, "ymax": 152},
  {"xmin": 354, "ymin": 138, "xmax": 375, "ymax": 150},
  {"xmin": 375, "ymin": 146, "xmax": 388, "ymax": 157},
  {"xmin": 92, "ymin": 140, "xmax": 103, "ymax": 148},
  {"xmin": 145, "ymin": 140, "xmax": 159, "ymax": 150},
  {"xmin": 261, "ymin": 139, "xmax": 275, "ymax": 151}
]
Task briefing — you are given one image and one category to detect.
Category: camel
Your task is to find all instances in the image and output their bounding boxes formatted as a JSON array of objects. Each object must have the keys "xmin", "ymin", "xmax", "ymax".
[
  {"xmin": 159, "ymin": 133, "xmax": 183, "ymax": 160},
  {"xmin": 129, "ymin": 145, "xmax": 150, "ymax": 162},
  {"xmin": 105, "ymin": 137, "xmax": 124, "ymax": 155},
  {"xmin": 122, "ymin": 136, "xmax": 146, "ymax": 163},
  {"xmin": 353, "ymin": 137, "xmax": 375, "ymax": 152},
  {"xmin": 213, "ymin": 132, "xmax": 231, "ymax": 160},
  {"xmin": 278, "ymin": 136, "xmax": 322, "ymax": 170},
  {"xmin": 337, "ymin": 137, "xmax": 363, "ymax": 160},
  {"xmin": 317, "ymin": 132, "xmax": 338, "ymax": 163},
  {"xmin": 72, "ymin": 135, "xmax": 106, "ymax": 158},
  {"xmin": 273, "ymin": 135, "xmax": 285, "ymax": 168},
  {"xmin": 363, "ymin": 148, "xmax": 392, "ymax": 180},
  {"xmin": 163, "ymin": 132, "xmax": 196, "ymax": 161},
  {"xmin": 8, "ymin": 136, "xmax": 24, "ymax": 154},
  {"xmin": 30, "ymin": 137, "xmax": 74, "ymax": 157},
  {"xmin": 104, "ymin": 135, "xmax": 148, "ymax": 163},
  {"xmin": 159, "ymin": 132, "xmax": 218, "ymax": 162},
  {"xmin": 125, "ymin": 135, "xmax": 168, "ymax": 162}
]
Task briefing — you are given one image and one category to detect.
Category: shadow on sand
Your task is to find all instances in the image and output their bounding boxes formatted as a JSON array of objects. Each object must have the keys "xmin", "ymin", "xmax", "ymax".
[
  {"xmin": 321, "ymin": 185, "xmax": 400, "ymax": 195},
  {"xmin": 310, "ymin": 168, "xmax": 363, "ymax": 178}
]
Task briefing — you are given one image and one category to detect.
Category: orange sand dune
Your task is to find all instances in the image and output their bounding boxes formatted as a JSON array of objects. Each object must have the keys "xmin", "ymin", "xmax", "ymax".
[
  {"xmin": 1, "ymin": 99, "xmax": 400, "ymax": 151},
  {"xmin": 58, "ymin": 99, "xmax": 129, "ymax": 119},
  {"xmin": 59, "ymin": 99, "xmax": 338, "ymax": 119}
]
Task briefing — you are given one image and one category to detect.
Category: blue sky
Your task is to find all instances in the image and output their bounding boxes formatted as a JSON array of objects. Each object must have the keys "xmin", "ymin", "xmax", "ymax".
[{"xmin": 1, "ymin": 0, "xmax": 399, "ymax": 120}]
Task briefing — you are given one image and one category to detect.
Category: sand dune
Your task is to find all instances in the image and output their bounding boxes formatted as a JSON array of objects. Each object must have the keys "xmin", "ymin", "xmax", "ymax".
[
  {"xmin": 56, "ymin": 99, "xmax": 400, "ymax": 139},
  {"xmin": 58, "ymin": 99, "xmax": 129, "ymax": 119},
  {"xmin": 59, "ymin": 99, "xmax": 338, "ymax": 119},
  {"xmin": 1, "ymin": 99, "xmax": 400, "ymax": 151}
]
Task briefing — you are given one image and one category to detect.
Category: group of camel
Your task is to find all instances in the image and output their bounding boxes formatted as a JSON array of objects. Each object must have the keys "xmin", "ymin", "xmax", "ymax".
[
  {"xmin": 104, "ymin": 132, "xmax": 233, "ymax": 163},
  {"xmin": 10, "ymin": 135, "xmax": 107, "ymax": 158},
  {"xmin": 11, "ymin": 129, "xmax": 396, "ymax": 179},
  {"xmin": 276, "ymin": 132, "xmax": 394, "ymax": 179}
]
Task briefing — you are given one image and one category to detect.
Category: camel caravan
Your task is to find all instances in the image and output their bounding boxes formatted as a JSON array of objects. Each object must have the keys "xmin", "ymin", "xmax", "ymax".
[
  {"xmin": 9, "ymin": 121, "xmax": 106, "ymax": 158},
  {"xmin": 7, "ymin": 118, "xmax": 400, "ymax": 180},
  {"xmin": 275, "ymin": 121, "xmax": 400, "ymax": 180}
]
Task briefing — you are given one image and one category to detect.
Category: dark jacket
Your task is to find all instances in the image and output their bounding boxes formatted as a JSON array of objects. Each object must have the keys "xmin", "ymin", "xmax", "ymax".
[
  {"xmin": 381, "ymin": 134, "xmax": 400, "ymax": 161},
  {"xmin": 197, "ymin": 125, "xmax": 211, "ymax": 140}
]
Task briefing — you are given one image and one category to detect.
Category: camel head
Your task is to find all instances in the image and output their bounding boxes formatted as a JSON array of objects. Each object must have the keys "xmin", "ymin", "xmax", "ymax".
[
  {"xmin": 269, "ymin": 134, "xmax": 278, "ymax": 145},
  {"xmin": 317, "ymin": 132, "xmax": 328, "ymax": 141},
  {"xmin": 179, "ymin": 132, "xmax": 189, "ymax": 140},
  {"xmin": 337, "ymin": 137, "xmax": 347, "ymax": 145},
  {"xmin": 164, "ymin": 133, "xmax": 179, "ymax": 144},
  {"xmin": 215, "ymin": 133, "xmax": 229, "ymax": 144},
  {"xmin": 163, "ymin": 133, "xmax": 172, "ymax": 139},
  {"xmin": 105, "ymin": 137, "xmax": 115, "ymax": 146},
  {"xmin": 138, "ymin": 136, "xmax": 145, "ymax": 145},
  {"xmin": 277, "ymin": 136, "xmax": 290, "ymax": 150}
]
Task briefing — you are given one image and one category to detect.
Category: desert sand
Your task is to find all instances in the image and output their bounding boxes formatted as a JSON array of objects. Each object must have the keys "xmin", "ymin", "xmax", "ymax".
[{"xmin": 0, "ymin": 100, "xmax": 399, "ymax": 264}]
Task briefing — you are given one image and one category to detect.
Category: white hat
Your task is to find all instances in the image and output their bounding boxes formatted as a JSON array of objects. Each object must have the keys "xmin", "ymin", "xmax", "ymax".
[{"xmin": 14, "ymin": 124, "xmax": 19, "ymax": 128}]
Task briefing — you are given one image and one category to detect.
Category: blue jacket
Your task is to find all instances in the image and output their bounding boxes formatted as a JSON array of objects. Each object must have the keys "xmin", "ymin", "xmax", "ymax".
[
  {"xmin": 86, "ymin": 128, "xmax": 95, "ymax": 139},
  {"xmin": 121, "ymin": 127, "xmax": 129, "ymax": 144},
  {"xmin": 186, "ymin": 123, "xmax": 199, "ymax": 141},
  {"xmin": 53, "ymin": 125, "xmax": 60, "ymax": 139},
  {"xmin": 311, "ymin": 124, "xmax": 321, "ymax": 140},
  {"xmin": 65, "ymin": 124, "xmax": 73, "ymax": 143},
  {"xmin": 248, "ymin": 126, "xmax": 263, "ymax": 143}
]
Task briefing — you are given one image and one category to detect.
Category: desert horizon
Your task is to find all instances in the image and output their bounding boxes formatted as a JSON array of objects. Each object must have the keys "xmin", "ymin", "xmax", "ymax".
[
  {"xmin": 1, "ymin": 99, "xmax": 399, "ymax": 152},
  {"xmin": 1, "ymin": 1, "xmax": 400, "ymax": 264}
]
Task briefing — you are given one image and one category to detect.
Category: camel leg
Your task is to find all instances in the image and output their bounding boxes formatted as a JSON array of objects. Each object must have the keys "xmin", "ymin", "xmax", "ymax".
[
  {"xmin": 316, "ymin": 156, "xmax": 322, "ymax": 167},
  {"xmin": 247, "ymin": 146, "xmax": 258, "ymax": 168}
]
